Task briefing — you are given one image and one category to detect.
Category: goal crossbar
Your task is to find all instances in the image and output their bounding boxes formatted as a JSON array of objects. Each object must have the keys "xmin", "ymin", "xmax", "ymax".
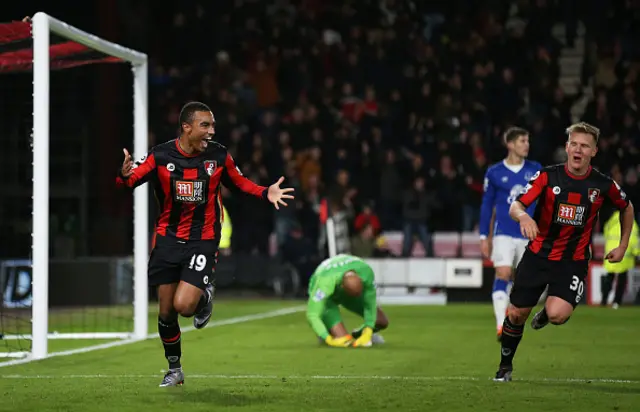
[
  {"xmin": 29, "ymin": 12, "xmax": 149, "ymax": 360},
  {"xmin": 41, "ymin": 13, "xmax": 146, "ymax": 65}
]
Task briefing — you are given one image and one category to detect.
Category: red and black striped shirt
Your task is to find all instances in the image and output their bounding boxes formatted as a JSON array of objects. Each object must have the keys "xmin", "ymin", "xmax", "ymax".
[
  {"xmin": 516, "ymin": 164, "xmax": 629, "ymax": 261},
  {"xmin": 116, "ymin": 139, "xmax": 267, "ymax": 241}
]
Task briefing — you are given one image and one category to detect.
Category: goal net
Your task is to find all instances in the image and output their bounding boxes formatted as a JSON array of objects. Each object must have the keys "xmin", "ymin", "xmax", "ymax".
[{"xmin": 0, "ymin": 13, "xmax": 149, "ymax": 363}]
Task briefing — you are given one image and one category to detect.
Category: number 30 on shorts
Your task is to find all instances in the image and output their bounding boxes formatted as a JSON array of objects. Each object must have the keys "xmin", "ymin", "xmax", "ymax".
[
  {"xmin": 188, "ymin": 254, "xmax": 207, "ymax": 272},
  {"xmin": 569, "ymin": 275, "xmax": 584, "ymax": 301}
]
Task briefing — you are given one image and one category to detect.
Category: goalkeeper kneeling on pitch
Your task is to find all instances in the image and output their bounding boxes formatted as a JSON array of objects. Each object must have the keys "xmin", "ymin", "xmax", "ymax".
[{"xmin": 306, "ymin": 254, "xmax": 389, "ymax": 347}]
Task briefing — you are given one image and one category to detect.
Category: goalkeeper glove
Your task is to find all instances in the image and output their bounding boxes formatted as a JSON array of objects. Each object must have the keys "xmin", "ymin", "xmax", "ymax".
[
  {"xmin": 352, "ymin": 327, "xmax": 373, "ymax": 347},
  {"xmin": 325, "ymin": 334, "xmax": 354, "ymax": 348}
]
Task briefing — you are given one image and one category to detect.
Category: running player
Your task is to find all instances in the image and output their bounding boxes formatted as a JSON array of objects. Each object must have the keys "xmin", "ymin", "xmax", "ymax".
[
  {"xmin": 118, "ymin": 101, "xmax": 294, "ymax": 386},
  {"xmin": 494, "ymin": 122, "xmax": 634, "ymax": 381}
]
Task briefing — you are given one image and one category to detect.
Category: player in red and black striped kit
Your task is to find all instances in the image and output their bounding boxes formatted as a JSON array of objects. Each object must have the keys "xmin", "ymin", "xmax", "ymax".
[
  {"xmin": 117, "ymin": 102, "xmax": 294, "ymax": 387},
  {"xmin": 494, "ymin": 122, "xmax": 635, "ymax": 381}
]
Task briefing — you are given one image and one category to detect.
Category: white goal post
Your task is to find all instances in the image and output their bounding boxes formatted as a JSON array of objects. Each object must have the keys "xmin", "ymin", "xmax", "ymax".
[{"xmin": 29, "ymin": 12, "xmax": 149, "ymax": 360}]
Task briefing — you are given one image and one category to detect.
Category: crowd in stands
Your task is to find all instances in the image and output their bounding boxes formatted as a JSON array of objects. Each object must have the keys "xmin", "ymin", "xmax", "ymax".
[
  {"xmin": 3, "ymin": 0, "xmax": 637, "ymax": 263},
  {"xmin": 142, "ymin": 0, "xmax": 640, "ymax": 261}
]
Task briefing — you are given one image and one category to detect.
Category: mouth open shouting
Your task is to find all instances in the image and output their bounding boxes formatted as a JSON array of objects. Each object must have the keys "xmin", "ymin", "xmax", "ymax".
[
  {"xmin": 565, "ymin": 127, "xmax": 597, "ymax": 176},
  {"xmin": 570, "ymin": 153, "xmax": 583, "ymax": 166},
  {"xmin": 567, "ymin": 150, "xmax": 589, "ymax": 175},
  {"xmin": 179, "ymin": 107, "xmax": 216, "ymax": 154},
  {"xmin": 200, "ymin": 136, "xmax": 213, "ymax": 151}
]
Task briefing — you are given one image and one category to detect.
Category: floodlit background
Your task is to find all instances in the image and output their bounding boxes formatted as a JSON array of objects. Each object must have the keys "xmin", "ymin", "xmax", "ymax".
[{"xmin": 0, "ymin": 1, "xmax": 639, "ymax": 411}]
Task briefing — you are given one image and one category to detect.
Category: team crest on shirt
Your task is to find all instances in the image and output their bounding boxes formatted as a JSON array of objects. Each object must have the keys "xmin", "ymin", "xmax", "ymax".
[
  {"xmin": 313, "ymin": 290, "xmax": 326, "ymax": 302},
  {"xmin": 204, "ymin": 160, "xmax": 217, "ymax": 176},
  {"xmin": 588, "ymin": 188, "xmax": 600, "ymax": 203},
  {"xmin": 556, "ymin": 203, "xmax": 586, "ymax": 227}
]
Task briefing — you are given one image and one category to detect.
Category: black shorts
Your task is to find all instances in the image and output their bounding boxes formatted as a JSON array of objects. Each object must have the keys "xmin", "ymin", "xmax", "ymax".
[
  {"xmin": 510, "ymin": 250, "xmax": 588, "ymax": 308},
  {"xmin": 148, "ymin": 235, "xmax": 219, "ymax": 290}
]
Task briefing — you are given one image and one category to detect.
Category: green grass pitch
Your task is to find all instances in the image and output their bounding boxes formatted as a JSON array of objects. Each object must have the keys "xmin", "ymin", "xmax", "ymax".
[{"xmin": 0, "ymin": 300, "xmax": 639, "ymax": 412}]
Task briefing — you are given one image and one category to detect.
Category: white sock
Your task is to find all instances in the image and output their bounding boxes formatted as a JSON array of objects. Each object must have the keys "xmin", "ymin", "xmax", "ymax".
[{"xmin": 492, "ymin": 290, "xmax": 509, "ymax": 329}]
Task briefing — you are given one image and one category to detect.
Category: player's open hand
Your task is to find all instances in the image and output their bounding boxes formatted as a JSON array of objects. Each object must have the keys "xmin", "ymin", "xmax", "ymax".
[
  {"xmin": 605, "ymin": 246, "xmax": 627, "ymax": 263},
  {"xmin": 121, "ymin": 148, "xmax": 133, "ymax": 177},
  {"xmin": 519, "ymin": 215, "xmax": 539, "ymax": 241},
  {"xmin": 267, "ymin": 176, "xmax": 295, "ymax": 210}
]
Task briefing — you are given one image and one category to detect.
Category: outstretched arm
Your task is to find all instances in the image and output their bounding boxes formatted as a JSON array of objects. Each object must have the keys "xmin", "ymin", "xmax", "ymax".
[
  {"xmin": 221, "ymin": 153, "xmax": 268, "ymax": 199},
  {"xmin": 221, "ymin": 154, "xmax": 295, "ymax": 209},
  {"xmin": 116, "ymin": 148, "xmax": 156, "ymax": 189}
]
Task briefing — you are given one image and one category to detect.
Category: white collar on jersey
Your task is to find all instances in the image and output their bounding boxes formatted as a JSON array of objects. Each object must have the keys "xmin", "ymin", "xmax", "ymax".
[{"xmin": 503, "ymin": 159, "xmax": 524, "ymax": 174}]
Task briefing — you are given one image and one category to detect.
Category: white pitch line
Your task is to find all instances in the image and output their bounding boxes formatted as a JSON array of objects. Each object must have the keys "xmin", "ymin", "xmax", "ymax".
[
  {"xmin": 0, "ymin": 374, "xmax": 637, "ymax": 385},
  {"xmin": 0, "ymin": 305, "xmax": 305, "ymax": 368}
]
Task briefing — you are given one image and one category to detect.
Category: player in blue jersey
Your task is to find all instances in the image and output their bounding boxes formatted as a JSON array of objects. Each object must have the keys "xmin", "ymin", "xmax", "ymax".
[{"xmin": 480, "ymin": 127, "xmax": 541, "ymax": 341}]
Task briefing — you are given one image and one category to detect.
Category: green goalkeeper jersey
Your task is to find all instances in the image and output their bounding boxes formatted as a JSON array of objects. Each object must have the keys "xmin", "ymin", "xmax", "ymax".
[{"xmin": 306, "ymin": 254, "xmax": 377, "ymax": 339}]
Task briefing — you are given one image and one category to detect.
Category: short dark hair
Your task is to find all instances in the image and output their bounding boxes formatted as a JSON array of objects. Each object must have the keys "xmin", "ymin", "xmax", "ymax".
[
  {"xmin": 503, "ymin": 127, "xmax": 529, "ymax": 145},
  {"xmin": 179, "ymin": 101, "xmax": 212, "ymax": 129},
  {"xmin": 566, "ymin": 121, "xmax": 600, "ymax": 143}
]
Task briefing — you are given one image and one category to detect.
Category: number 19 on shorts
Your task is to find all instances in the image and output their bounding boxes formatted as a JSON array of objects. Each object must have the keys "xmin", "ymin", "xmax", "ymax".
[
  {"xmin": 569, "ymin": 275, "xmax": 584, "ymax": 303},
  {"xmin": 189, "ymin": 254, "xmax": 207, "ymax": 272}
]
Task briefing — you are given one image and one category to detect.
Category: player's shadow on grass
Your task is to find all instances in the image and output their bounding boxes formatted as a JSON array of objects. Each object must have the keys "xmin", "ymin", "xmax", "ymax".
[
  {"xmin": 171, "ymin": 388, "xmax": 272, "ymax": 406},
  {"xmin": 532, "ymin": 381, "xmax": 640, "ymax": 395}
]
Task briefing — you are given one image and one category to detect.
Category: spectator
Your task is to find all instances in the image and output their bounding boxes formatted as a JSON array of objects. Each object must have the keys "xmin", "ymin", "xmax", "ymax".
[
  {"xmin": 401, "ymin": 176, "xmax": 438, "ymax": 257},
  {"xmin": 7, "ymin": 1, "xmax": 638, "ymax": 262},
  {"xmin": 354, "ymin": 202, "xmax": 381, "ymax": 236},
  {"xmin": 350, "ymin": 223, "xmax": 377, "ymax": 258}
]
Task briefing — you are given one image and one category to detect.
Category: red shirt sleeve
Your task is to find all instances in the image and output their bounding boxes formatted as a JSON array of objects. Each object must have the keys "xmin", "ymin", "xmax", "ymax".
[
  {"xmin": 517, "ymin": 170, "xmax": 548, "ymax": 207},
  {"xmin": 116, "ymin": 152, "xmax": 156, "ymax": 189},
  {"xmin": 606, "ymin": 179, "xmax": 630, "ymax": 210},
  {"xmin": 221, "ymin": 153, "xmax": 267, "ymax": 199}
]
